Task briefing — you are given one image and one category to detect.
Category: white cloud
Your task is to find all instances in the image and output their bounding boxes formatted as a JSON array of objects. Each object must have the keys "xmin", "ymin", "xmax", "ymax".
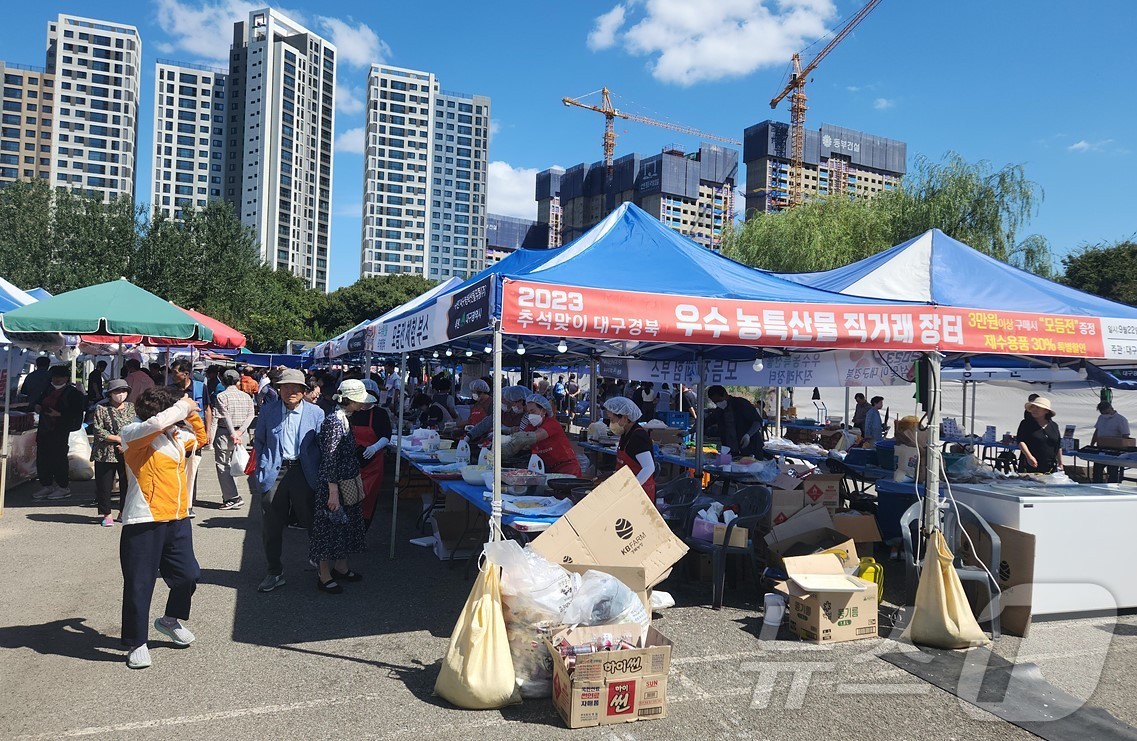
[
  {"xmin": 335, "ymin": 126, "xmax": 365, "ymax": 155},
  {"xmin": 316, "ymin": 16, "xmax": 390, "ymax": 68},
  {"xmin": 588, "ymin": 0, "xmax": 837, "ymax": 85},
  {"xmin": 588, "ymin": 5, "xmax": 627, "ymax": 50},
  {"xmin": 153, "ymin": 0, "xmax": 288, "ymax": 63},
  {"xmin": 336, "ymin": 85, "xmax": 366, "ymax": 115},
  {"xmin": 846, "ymin": 85, "xmax": 861, "ymax": 93},
  {"xmin": 489, "ymin": 119, "xmax": 502, "ymax": 141},
  {"xmin": 1068, "ymin": 138, "xmax": 1113, "ymax": 153},
  {"xmin": 873, "ymin": 97, "xmax": 894, "ymax": 110},
  {"xmin": 488, "ymin": 162, "xmax": 545, "ymax": 220}
]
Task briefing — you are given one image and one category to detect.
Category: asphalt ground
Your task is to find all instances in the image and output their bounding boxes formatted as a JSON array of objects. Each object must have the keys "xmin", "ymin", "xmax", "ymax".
[{"xmin": 1, "ymin": 455, "xmax": 1135, "ymax": 741}]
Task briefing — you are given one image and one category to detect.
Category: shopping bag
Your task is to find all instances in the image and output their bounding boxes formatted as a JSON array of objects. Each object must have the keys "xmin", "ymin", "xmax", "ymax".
[
  {"xmin": 906, "ymin": 530, "xmax": 989, "ymax": 649},
  {"xmin": 244, "ymin": 446, "xmax": 257, "ymax": 476},
  {"xmin": 434, "ymin": 559, "xmax": 522, "ymax": 709},
  {"xmin": 229, "ymin": 444, "xmax": 250, "ymax": 477}
]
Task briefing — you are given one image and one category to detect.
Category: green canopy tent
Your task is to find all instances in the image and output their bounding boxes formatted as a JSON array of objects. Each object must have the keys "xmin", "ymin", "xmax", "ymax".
[{"xmin": 0, "ymin": 279, "xmax": 213, "ymax": 515}]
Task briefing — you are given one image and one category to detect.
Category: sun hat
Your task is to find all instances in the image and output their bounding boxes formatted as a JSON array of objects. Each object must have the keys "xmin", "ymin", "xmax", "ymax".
[
  {"xmin": 275, "ymin": 368, "xmax": 308, "ymax": 387},
  {"xmin": 106, "ymin": 379, "xmax": 130, "ymax": 393},
  {"xmin": 1025, "ymin": 396, "xmax": 1054, "ymax": 413},
  {"xmin": 335, "ymin": 379, "xmax": 378, "ymax": 404}
]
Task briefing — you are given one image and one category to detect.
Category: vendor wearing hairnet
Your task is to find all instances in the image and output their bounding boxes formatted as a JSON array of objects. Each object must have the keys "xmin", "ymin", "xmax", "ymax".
[
  {"xmin": 524, "ymin": 393, "xmax": 582, "ymax": 476},
  {"xmin": 463, "ymin": 385, "xmax": 529, "ymax": 444},
  {"xmin": 603, "ymin": 396, "xmax": 656, "ymax": 499},
  {"xmin": 466, "ymin": 379, "xmax": 492, "ymax": 427}
]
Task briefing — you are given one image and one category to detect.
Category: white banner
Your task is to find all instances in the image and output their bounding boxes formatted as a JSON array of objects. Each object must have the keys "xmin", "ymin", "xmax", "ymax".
[
  {"xmin": 599, "ymin": 350, "xmax": 920, "ymax": 388},
  {"xmin": 370, "ymin": 276, "xmax": 493, "ymax": 355}
]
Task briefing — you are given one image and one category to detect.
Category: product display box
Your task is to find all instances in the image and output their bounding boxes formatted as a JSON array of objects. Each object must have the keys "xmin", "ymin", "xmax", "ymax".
[
  {"xmin": 775, "ymin": 553, "xmax": 879, "ymax": 643},
  {"xmin": 548, "ymin": 623, "xmax": 673, "ymax": 728}
]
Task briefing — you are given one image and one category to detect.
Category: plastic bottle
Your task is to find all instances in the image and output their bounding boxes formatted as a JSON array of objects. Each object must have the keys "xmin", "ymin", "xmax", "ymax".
[{"xmin": 854, "ymin": 556, "xmax": 885, "ymax": 601}]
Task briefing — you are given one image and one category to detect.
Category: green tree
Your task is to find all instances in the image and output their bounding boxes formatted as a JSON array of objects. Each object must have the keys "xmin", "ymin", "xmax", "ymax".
[
  {"xmin": 725, "ymin": 152, "xmax": 1055, "ymax": 277},
  {"xmin": 1061, "ymin": 240, "xmax": 1137, "ymax": 305},
  {"xmin": 0, "ymin": 180, "xmax": 53, "ymax": 289},
  {"xmin": 316, "ymin": 274, "xmax": 436, "ymax": 336},
  {"xmin": 242, "ymin": 267, "xmax": 323, "ymax": 352}
]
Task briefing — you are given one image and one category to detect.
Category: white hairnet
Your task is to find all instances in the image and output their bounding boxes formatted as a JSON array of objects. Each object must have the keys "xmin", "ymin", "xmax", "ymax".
[
  {"xmin": 470, "ymin": 379, "xmax": 490, "ymax": 394},
  {"xmin": 526, "ymin": 393, "xmax": 553, "ymax": 413},
  {"xmin": 502, "ymin": 385, "xmax": 529, "ymax": 403},
  {"xmin": 603, "ymin": 396, "xmax": 642, "ymax": 422}
]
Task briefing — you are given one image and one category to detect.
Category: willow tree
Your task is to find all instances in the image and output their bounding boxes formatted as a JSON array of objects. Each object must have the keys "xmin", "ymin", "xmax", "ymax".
[{"xmin": 725, "ymin": 152, "xmax": 1055, "ymax": 278}]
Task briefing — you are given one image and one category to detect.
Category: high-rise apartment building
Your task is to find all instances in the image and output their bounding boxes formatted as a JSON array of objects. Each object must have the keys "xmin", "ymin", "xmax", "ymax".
[
  {"xmin": 151, "ymin": 61, "xmax": 228, "ymax": 221},
  {"xmin": 1, "ymin": 14, "xmax": 141, "ymax": 202},
  {"xmin": 227, "ymin": 9, "xmax": 336, "ymax": 292},
  {"xmin": 485, "ymin": 213, "xmax": 548, "ymax": 265},
  {"xmin": 743, "ymin": 120, "xmax": 906, "ymax": 215},
  {"xmin": 535, "ymin": 143, "xmax": 737, "ymax": 249},
  {"xmin": 361, "ymin": 65, "xmax": 490, "ymax": 281}
]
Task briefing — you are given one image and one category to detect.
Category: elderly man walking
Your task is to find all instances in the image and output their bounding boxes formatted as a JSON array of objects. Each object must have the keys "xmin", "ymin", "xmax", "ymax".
[
  {"xmin": 253, "ymin": 368, "xmax": 325, "ymax": 592},
  {"xmin": 212, "ymin": 369, "xmax": 257, "ymax": 510}
]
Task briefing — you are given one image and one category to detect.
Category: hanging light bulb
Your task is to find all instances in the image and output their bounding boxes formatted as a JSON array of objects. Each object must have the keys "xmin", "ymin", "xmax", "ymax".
[
  {"xmin": 1050, "ymin": 358, "xmax": 1059, "ymax": 371},
  {"xmin": 445, "ymin": 348, "xmax": 453, "ymax": 357},
  {"xmin": 465, "ymin": 349, "xmax": 473, "ymax": 357},
  {"xmin": 964, "ymin": 358, "xmax": 972, "ymax": 371},
  {"xmin": 1077, "ymin": 360, "xmax": 1088, "ymax": 379},
  {"xmin": 557, "ymin": 339, "xmax": 568, "ymax": 354},
  {"xmin": 516, "ymin": 341, "xmax": 526, "ymax": 356},
  {"xmin": 483, "ymin": 343, "xmax": 492, "ymax": 354},
  {"xmin": 752, "ymin": 350, "xmax": 764, "ymax": 372},
  {"xmin": 432, "ymin": 350, "xmax": 439, "ymax": 359}
]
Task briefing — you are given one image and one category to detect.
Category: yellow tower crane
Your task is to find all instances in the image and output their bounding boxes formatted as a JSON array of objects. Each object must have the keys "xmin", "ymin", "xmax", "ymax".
[
  {"xmin": 769, "ymin": 0, "xmax": 883, "ymax": 208},
  {"xmin": 562, "ymin": 87, "xmax": 741, "ymax": 178}
]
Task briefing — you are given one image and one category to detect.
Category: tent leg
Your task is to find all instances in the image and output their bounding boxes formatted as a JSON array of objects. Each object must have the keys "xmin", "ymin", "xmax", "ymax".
[
  {"xmin": 589, "ymin": 355, "xmax": 598, "ymax": 425},
  {"xmin": 843, "ymin": 387, "xmax": 850, "ymax": 431},
  {"xmin": 695, "ymin": 356, "xmax": 706, "ymax": 478},
  {"xmin": 491, "ymin": 324, "xmax": 503, "ymax": 542},
  {"xmin": 0, "ymin": 346, "xmax": 12, "ymax": 517},
  {"xmin": 775, "ymin": 387, "xmax": 782, "ymax": 438},
  {"xmin": 970, "ymin": 381, "xmax": 977, "ymax": 438},
  {"xmin": 388, "ymin": 353, "xmax": 407, "ymax": 560},
  {"xmin": 363, "ymin": 349, "xmax": 372, "ymax": 380},
  {"xmin": 921, "ymin": 352, "xmax": 943, "ymax": 545}
]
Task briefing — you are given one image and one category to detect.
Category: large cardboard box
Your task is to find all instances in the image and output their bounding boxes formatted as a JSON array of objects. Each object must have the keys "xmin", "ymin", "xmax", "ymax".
[
  {"xmin": 763, "ymin": 505, "xmax": 859, "ymax": 570},
  {"xmin": 831, "ymin": 510, "xmax": 883, "ymax": 551},
  {"xmin": 548, "ymin": 624, "xmax": 672, "ymax": 728},
  {"xmin": 1097, "ymin": 435, "xmax": 1136, "ymax": 450},
  {"xmin": 531, "ymin": 467, "xmax": 689, "ymax": 589},
  {"xmin": 647, "ymin": 427, "xmax": 685, "ymax": 446},
  {"xmin": 768, "ymin": 488, "xmax": 806, "ymax": 526},
  {"xmin": 801, "ymin": 473, "xmax": 842, "ymax": 513},
  {"xmin": 961, "ymin": 523, "xmax": 1036, "ymax": 638},
  {"xmin": 776, "ymin": 554, "xmax": 879, "ymax": 643}
]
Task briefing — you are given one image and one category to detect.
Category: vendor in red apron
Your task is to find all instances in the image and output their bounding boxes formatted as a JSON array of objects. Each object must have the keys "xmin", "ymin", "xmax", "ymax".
[
  {"xmin": 349, "ymin": 379, "xmax": 391, "ymax": 531},
  {"xmin": 525, "ymin": 393, "xmax": 582, "ymax": 476},
  {"xmin": 465, "ymin": 378, "xmax": 492, "ymax": 427},
  {"xmin": 603, "ymin": 395, "xmax": 657, "ymax": 499}
]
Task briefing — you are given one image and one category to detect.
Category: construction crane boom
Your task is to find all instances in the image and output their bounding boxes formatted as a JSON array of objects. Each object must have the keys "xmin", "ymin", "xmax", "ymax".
[
  {"xmin": 563, "ymin": 87, "xmax": 741, "ymax": 177},
  {"xmin": 768, "ymin": 0, "xmax": 882, "ymax": 208}
]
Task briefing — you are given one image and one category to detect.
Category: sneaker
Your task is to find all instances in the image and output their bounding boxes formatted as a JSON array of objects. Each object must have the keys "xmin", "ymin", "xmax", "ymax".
[
  {"xmin": 257, "ymin": 573, "xmax": 286, "ymax": 593},
  {"xmin": 154, "ymin": 617, "xmax": 195, "ymax": 647},
  {"xmin": 126, "ymin": 644, "xmax": 151, "ymax": 669},
  {"xmin": 47, "ymin": 487, "xmax": 71, "ymax": 500},
  {"xmin": 31, "ymin": 485, "xmax": 55, "ymax": 500},
  {"xmin": 219, "ymin": 497, "xmax": 244, "ymax": 510},
  {"xmin": 187, "ymin": 508, "xmax": 196, "ymax": 519},
  {"xmin": 101, "ymin": 515, "xmax": 115, "ymax": 527}
]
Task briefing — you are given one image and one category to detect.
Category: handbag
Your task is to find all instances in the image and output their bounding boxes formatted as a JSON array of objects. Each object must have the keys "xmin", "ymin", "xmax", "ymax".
[{"xmin": 337, "ymin": 475, "xmax": 365, "ymax": 506}]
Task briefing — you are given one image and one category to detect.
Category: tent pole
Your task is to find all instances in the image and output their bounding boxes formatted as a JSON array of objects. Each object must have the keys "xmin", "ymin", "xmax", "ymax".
[
  {"xmin": 491, "ymin": 323, "xmax": 503, "ymax": 542},
  {"xmin": 0, "ymin": 345, "xmax": 12, "ymax": 517},
  {"xmin": 388, "ymin": 352, "xmax": 407, "ymax": 560},
  {"xmin": 775, "ymin": 387, "xmax": 782, "ymax": 438},
  {"xmin": 363, "ymin": 348, "xmax": 372, "ymax": 380},
  {"xmin": 843, "ymin": 386, "xmax": 850, "ymax": 432},
  {"xmin": 694, "ymin": 355, "xmax": 706, "ymax": 478},
  {"xmin": 589, "ymin": 355, "xmax": 598, "ymax": 425},
  {"xmin": 921, "ymin": 352, "xmax": 943, "ymax": 546},
  {"xmin": 970, "ymin": 381, "xmax": 977, "ymax": 438}
]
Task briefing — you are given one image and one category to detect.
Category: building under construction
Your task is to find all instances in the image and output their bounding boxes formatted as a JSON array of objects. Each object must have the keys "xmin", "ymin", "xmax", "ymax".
[
  {"xmin": 535, "ymin": 143, "xmax": 738, "ymax": 249},
  {"xmin": 743, "ymin": 120, "xmax": 906, "ymax": 216}
]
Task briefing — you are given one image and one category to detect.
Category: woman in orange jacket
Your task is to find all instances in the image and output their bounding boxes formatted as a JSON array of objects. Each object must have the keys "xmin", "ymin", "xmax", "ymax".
[{"xmin": 118, "ymin": 386, "xmax": 208, "ymax": 670}]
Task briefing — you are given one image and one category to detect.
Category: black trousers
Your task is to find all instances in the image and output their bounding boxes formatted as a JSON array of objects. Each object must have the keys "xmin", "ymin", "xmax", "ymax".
[
  {"xmin": 120, "ymin": 519, "xmax": 199, "ymax": 650},
  {"xmin": 95, "ymin": 460, "xmax": 126, "ymax": 516},
  {"xmin": 36, "ymin": 429, "xmax": 70, "ymax": 488},
  {"xmin": 260, "ymin": 465, "xmax": 315, "ymax": 576},
  {"xmin": 1093, "ymin": 463, "xmax": 1123, "ymax": 484}
]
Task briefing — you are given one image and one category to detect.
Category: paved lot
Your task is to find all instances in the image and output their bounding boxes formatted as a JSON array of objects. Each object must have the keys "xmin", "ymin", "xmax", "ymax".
[{"xmin": 1, "ymin": 456, "xmax": 1135, "ymax": 740}]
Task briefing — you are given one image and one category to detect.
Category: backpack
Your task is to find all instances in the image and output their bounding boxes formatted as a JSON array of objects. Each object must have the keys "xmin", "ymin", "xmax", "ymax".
[{"xmin": 554, "ymin": 382, "xmax": 565, "ymax": 395}]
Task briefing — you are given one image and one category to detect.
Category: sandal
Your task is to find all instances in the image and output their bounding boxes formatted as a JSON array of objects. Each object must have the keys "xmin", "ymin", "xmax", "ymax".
[
  {"xmin": 316, "ymin": 578, "xmax": 343, "ymax": 594},
  {"xmin": 331, "ymin": 568, "xmax": 362, "ymax": 582}
]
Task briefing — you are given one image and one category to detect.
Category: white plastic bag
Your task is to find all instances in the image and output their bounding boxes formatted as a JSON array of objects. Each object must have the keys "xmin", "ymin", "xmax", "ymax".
[
  {"xmin": 563, "ymin": 570, "xmax": 651, "ymax": 639},
  {"xmin": 67, "ymin": 430, "xmax": 94, "ymax": 480},
  {"xmin": 229, "ymin": 444, "xmax": 250, "ymax": 477}
]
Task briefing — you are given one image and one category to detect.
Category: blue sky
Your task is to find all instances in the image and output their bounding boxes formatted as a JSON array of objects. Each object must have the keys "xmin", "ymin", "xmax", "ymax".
[{"xmin": 6, "ymin": 1, "xmax": 1135, "ymax": 290}]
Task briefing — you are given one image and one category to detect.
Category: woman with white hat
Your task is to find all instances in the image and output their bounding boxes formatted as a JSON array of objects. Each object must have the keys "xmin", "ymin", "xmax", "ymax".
[
  {"xmin": 311, "ymin": 379, "xmax": 375, "ymax": 594},
  {"xmin": 1016, "ymin": 396, "xmax": 1062, "ymax": 473},
  {"xmin": 349, "ymin": 377, "xmax": 391, "ymax": 532}
]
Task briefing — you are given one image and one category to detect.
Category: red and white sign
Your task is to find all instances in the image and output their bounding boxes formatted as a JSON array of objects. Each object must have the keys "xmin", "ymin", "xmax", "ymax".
[{"xmin": 501, "ymin": 280, "xmax": 1121, "ymax": 358}]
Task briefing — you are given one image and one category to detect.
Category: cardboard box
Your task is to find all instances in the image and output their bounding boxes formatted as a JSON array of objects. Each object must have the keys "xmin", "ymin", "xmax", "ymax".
[
  {"xmin": 1097, "ymin": 436, "xmax": 1136, "ymax": 450},
  {"xmin": 961, "ymin": 523, "xmax": 1036, "ymax": 638},
  {"xmin": 801, "ymin": 473, "xmax": 842, "ymax": 513},
  {"xmin": 548, "ymin": 624, "xmax": 672, "ymax": 728},
  {"xmin": 531, "ymin": 467, "xmax": 689, "ymax": 589},
  {"xmin": 713, "ymin": 522, "xmax": 748, "ymax": 548},
  {"xmin": 647, "ymin": 427, "xmax": 685, "ymax": 446},
  {"xmin": 831, "ymin": 510, "xmax": 883, "ymax": 550},
  {"xmin": 430, "ymin": 510, "xmax": 482, "ymax": 560},
  {"xmin": 768, "ymin": 488, "xmax": 806, "ymax": 526},
  {"xmin": 776, "ymin": 553, "xmax": 879, "ymax": 643},
  {"xmin": 763, "ymin": 505, "xmax": 859, "ymax": 570}
]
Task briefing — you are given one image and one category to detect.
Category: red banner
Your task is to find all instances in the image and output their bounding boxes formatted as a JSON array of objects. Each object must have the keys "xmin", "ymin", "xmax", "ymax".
[{"xmin": 501, "ymin": 280, "xmax": 1108, "ymax": 357}]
